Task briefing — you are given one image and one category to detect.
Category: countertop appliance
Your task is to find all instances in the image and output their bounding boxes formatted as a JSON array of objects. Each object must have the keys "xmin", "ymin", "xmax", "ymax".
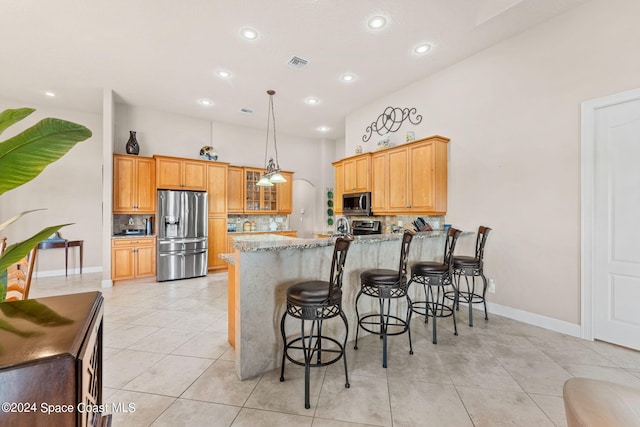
[
  {"xmin": 352, "ymin": 220, "xmax": 382, "ymax": 235},
  {"xmin": 157, "ymin": 190, "xmax": 208, "ymax": 281},
  {"xmin": 342, "ymin": 191, "xmax": 372, "ymax": 216},
  {"xmin": 335, "ymin": 217, "xmax": 351, "ymax": 235}
]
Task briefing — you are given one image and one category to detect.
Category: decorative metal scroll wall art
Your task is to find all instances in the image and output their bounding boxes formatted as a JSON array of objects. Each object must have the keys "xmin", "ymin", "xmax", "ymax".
[{"xmin": 362, "ymin": 107, "xmax": 422, "ymax": 142}]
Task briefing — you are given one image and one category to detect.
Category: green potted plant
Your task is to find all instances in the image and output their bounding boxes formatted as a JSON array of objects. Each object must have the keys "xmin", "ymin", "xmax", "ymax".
[{"xmin": 0, "ymin": 107, "xmax": 92, "ymax": 301}]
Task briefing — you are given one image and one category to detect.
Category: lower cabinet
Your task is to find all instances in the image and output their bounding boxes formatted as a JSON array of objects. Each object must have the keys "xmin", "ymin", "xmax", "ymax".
[
  {"xmin": 208, "ymin": 217, "xmax": 228, "ymax": 271},
  {"xmin": 0, "ymin": 292, "xmax": 104, "ymax": 427},
  {"xmin": 111, "ymin": 237, "xmax": 156, "ymax": 281}
]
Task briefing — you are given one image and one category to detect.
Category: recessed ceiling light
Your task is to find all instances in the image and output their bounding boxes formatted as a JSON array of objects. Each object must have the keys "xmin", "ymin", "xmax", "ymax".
[
  {"xmin": 305, "ymin": 97, "xmax": 320, "ymax": 105},
  {"xmin": 198, "ymin": 99, "xmax": 214, "ymax": 106},
  {"xmin": 414, "ymin": 43, "xmax": 433, "ymax": 55},
  {"xmin": 45, "ymin": 91, "xmax": 56, "ymax": 97},
  {"xmin": 240, "ymin": 27, "xmax": 258, "ymax": 40},
  {"xmin": 317, "ymin": 126, "xmax": 330, "ymax": 132},
  {"xmin": 341, "ymin": 73, "xmax": 356, "ymax": 82},
  {"xmin": 216, "ymin": 70, "xmax": 231, "ymax": 79},
  {"xmin": 367, "ymin": 16, "xmax": 387, "ymax": 30}
]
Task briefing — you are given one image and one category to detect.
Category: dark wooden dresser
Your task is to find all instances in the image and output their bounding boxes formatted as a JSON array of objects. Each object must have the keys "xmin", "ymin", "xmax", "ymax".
[{"xmin": 0, "ymin": 292, "xmax": 104, "ymax": 426}]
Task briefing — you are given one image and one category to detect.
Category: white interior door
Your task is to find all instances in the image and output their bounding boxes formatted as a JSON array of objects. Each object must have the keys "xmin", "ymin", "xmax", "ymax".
[{"xmin": 593, "ymin": 96, "xmax": 640, "ymax": 350}]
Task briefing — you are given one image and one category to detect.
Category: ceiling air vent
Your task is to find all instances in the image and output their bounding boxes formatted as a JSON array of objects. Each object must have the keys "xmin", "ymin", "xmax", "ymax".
[
  {"xmin": 288, "ymin": 56, "xmax": 310, "ymax": 69},
  {"xmin": 240, "ymin": 108, "xmax": 253, "ymax": 114}
]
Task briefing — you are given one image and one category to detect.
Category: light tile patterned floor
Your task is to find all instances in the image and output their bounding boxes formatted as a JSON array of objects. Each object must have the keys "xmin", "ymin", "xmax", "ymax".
[{"xmin": 30, "ymin": 272, "xmax": 640, "ymax": 427}]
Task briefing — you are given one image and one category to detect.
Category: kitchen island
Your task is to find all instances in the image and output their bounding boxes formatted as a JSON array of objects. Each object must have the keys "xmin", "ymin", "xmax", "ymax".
[{"xmin": 225, "ymin": 231, "xmax": 458, "ymax": 380}]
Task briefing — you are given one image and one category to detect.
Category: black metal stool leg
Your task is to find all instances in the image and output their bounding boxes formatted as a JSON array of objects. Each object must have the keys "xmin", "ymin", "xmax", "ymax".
[
  {"xmin": 481, "ymin": 273, "xmax": 489, "ymax": 320},
  {"xmin": 405, "ymin": 295, "xmax": 414, "ymax": 355},
  {"xmin": 354, "ymin": 290, "xmax": 362, "ymax": 350},
  {"xmin": 300, "ymin": 319, "xmax": 312, "ymax": 409},
  {"xmin": 468, "ymin": 275, "xmax": 474, "ymax": 327},
  {"xmin": 339, "ymin": 309, "xmax": 350, "ymax": 388},
  {"xmin": 381, "ymin": 297, "xmax": 390, "ymax": 368},
  {"xmin": 280, "ymin": 311, "xmax": 287, "ymax": 382}
]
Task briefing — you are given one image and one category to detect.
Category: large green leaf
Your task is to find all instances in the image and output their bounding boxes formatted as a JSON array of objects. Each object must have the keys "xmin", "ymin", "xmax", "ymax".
[
  {"xmin": 0, "ymin": 224, "xmax": 70, "ymax": 273},
  {"xmin": 0, "ymin": 209, "xmax": 46, "ymax": 232},
  {"xmin": 0, "ymin": 108, "xmax": 34, "ymax": 136},
  {"xmin": 0, "ymin": 117, "xmax": 92, "ymax": 195}
]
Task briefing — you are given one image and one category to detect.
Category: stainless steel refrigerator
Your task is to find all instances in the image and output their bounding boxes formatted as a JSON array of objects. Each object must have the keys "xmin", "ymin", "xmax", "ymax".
[{"xmin": 157, "ymin": 189, "xmax": 208, "ymax": 281}]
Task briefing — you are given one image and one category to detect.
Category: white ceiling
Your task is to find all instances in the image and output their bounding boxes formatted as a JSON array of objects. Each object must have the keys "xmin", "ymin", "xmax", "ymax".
[{"xmin": 0, "ymin": 0, "xmax": 586, "ymax": 140}]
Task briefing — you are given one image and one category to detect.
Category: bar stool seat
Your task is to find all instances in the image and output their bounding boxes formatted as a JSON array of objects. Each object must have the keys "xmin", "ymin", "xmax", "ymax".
[
  {"xmin": 280, "ymin": 236, "xmax": 353, "ymax": 409},
  {"xmin": 286, "ymin": 281, "xmax": 342, "ymax": 306},
  {"xmin": 408, "ymin": 227, "xmax": 462, "ymax": 344},
  {"xmin": 355, "ymin": 230, "xmax": 415, "ymax": 368}
]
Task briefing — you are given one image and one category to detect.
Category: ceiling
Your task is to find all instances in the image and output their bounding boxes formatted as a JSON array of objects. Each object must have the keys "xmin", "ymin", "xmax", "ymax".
[{"xmin": 0, "ymin": 0, "xmax": 586, "ymax": 140}]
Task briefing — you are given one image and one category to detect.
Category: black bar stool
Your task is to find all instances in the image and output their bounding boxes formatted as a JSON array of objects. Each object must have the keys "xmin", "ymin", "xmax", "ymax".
[
  {"xmin": 408, "ymin": 227, "xmax": 462, "ymax": 344},
  {"xmin": 447, "ymin": 226, "xmax": 492, "ymax": 327},
  {"xmin": 354, "ymin": 229, "xmax": 415, "ymax": 368},
  {"xmin": 279, "ymin": 236, "xmax": 353, "ymax": 409}
]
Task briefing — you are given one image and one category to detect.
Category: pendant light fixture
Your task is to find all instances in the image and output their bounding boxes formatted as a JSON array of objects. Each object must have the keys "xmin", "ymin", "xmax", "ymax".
[{"xmin": 257, "ymin": 90, "xmax": 287, "ymax": 187}]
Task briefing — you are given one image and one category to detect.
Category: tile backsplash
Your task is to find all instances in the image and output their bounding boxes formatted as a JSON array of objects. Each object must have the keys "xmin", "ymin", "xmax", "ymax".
[{"xmin": 228, "ymin": 215, "xmax": 290, "ymax": 232}]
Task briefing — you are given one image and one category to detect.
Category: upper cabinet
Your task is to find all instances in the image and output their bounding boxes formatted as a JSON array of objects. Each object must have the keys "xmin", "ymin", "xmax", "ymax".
[
  {"xmin": 341, "ymin": 155, "xmax": 371, "ymax": 193},
  {"xmin": 226, "ymin": 167, "xmax": 293, "ymax": 214},
  {"xmin": 227, "ymin": 166, "xmax": 244, "ymax": 214},
  {"xmin": 155, "ymin": 155, "xmax": 207, "ymax": 190},
  {"xmin": 206, "ymin": 162, "xmax": 228, "ymax": 216},
  {"xmin": 276, "ymin": 171, "xmax": 293, "ymax": 214},
  {"xmin": 333, "ymin": 153, "xmax": 371, "ymax": 215},
  {"xmin": 334, "ymin": 136, "xmax": 449, "ymax": 216},
  {"xmin": 244, "ymin": 168, "xmax": 278, "ymax": 213},
  {"xmin": 113, "ymin": 154, "xmax": 156, "ymax": 214},
  {"xmin": 381, "ymin": 136, "xmax": 449, "ymax": 215}
]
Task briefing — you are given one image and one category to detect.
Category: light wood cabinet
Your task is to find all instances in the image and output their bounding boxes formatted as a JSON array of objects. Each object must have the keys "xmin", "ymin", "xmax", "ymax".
[
  {"xmin": 208, "ymin": 217, "xmax": 228, "ymax": 271},
  {"xmin": 371, "ymin": 151, "xmax": 389, "ymax": 212},
  {"xmin": 113, "ymin": 154, "xmax": 156, "ymax": 214},
  {"xmin": 374, "ymin": 135, "xmax": 449, "ymax": 215},
  {"xmin": 111, "ymin": 238, "xmax": 156, "ymax": 281},
  {"xmin": 207, "ymin": 162, "xmax": 229, "ymax": 271},
  {"xmin": 244, "ymin": 167, "xmax": 278, "ymax": 213},
  {"xmin": 228, "ymin": 166, "xmax": 293, "ymax": 214},
  {"xmin": 207, "ymin": 162, "xmax": 228, "ymax": 215},
  {"xmin": 333, "ymin": 153, "xmax": 371, "ymax": 215},
  {"xmin": 334, "ymin": 135, "xmax": 450, "ymax": 216},
  {"xmin": 334, "ymin": 162, "xmax": 344, "ymax": 214},
  {"xmin": 155, "ymin": 155, "xmax": 207, "ymax": 190},
  {"xmin": 277, "ymin": 171, "xmax": 294, "ymax": 214},
  {"xmin": 227, "ymin": 166, "xmax": 244, "ymax": 213},
  {"xmin": 343, "ymin": 155, "xmax": 371, "ymax": 193}
]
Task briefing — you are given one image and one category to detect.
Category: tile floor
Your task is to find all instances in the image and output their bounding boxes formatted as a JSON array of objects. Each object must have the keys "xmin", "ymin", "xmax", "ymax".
[{"xmin": 29, "ymin": 272, "xmax": 640, "ymax": 427}]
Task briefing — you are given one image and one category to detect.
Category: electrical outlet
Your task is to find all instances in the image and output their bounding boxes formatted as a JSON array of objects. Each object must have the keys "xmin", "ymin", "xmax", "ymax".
[{"xmin": 488, "ymin": 279, "xmax": 496, "ymax": 293}]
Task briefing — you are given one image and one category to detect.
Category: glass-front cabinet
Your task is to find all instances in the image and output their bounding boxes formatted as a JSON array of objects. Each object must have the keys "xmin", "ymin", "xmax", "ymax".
[{"xmin": 244, "ymin": 168, "xmax": 278, "ymax": 213}]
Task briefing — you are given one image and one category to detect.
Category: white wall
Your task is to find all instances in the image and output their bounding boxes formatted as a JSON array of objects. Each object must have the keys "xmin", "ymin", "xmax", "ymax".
[
  {"xmin": 0, "ymin": 101, "xmax": 103, "ymax": 273},
  {"xmin": 345, "ymin": 0, "xmax": 640, "ymax": 325}
]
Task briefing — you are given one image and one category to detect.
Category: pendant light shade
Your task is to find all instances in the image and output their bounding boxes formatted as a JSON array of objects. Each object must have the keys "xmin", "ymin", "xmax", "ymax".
[{"xmin": 256, "ymin": 90, "xmax": 287, "ymax": 187}]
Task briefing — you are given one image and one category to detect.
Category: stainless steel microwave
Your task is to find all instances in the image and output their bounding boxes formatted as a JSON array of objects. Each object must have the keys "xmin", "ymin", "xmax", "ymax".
[{"xmin": 343, "ymin": 192, "xmax": 372, "ymax": 216}]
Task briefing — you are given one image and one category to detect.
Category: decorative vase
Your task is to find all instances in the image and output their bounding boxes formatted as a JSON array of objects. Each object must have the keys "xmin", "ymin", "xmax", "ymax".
[
  {"xmin": 199, "ymin": 146, "xmax": 218, "ymax": 161},
  {"xmin": 126, "ymin": 131, "xmax": 140, "ymax": 155}
]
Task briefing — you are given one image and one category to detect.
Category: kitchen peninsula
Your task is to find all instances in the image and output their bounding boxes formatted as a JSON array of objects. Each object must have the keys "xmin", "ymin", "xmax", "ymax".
[{"xmin": 226, "ymin": 231, "xmax": 457, "ymax": 380}]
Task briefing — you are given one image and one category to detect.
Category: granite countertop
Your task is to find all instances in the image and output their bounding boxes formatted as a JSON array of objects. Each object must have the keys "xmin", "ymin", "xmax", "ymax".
[
  {"xmin": 227, "ymin": 229, "xmax": 296, "ymax": 234},
  {"xmin": 112, "ymin": 234, "xmax": 156, "ymax": 239},
  {"xmin": 230, "ymin": 230, "xmax": 450, "ymax": 253}
]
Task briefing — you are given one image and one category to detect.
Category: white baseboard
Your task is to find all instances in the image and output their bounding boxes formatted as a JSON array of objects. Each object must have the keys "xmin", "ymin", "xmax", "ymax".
[
  {"xmin": 486, "ymin": 301, "xmax": 582, "ymax": 338},
  {"xmin": 33, "ymin": 266, "xmax": 103, "ymax": 278},
  {"xmin": 101, "ymin": 279, "xmax": 113, "ymax": 288}
]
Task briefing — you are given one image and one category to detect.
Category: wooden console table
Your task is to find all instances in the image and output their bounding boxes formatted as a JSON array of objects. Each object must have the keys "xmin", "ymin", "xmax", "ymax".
[{"xmin": 38, "ymin": 239, "xmax": 83, "ymax": 276}]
